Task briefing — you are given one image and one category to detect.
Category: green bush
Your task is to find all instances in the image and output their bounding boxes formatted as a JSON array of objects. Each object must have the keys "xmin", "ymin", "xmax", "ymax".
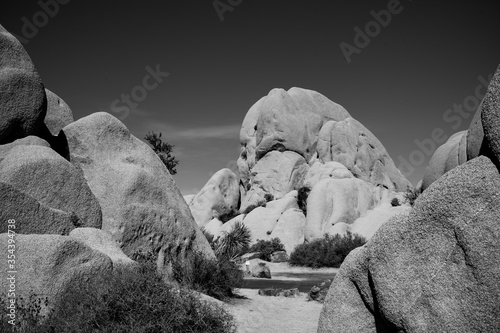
[
  {"xmin": 218, "ymin": 210, "xmax": 239, "ymax": 223},
  {"xmin": 214, "ymin": 221, "xmax": 251, "ymax": 260},
  {"xmin": 172, "ymin": 251, "xmax": 244, "ymax": 301},
  {"xmin": 404, "ymin": 186, "xmax": 420, "ymax": 206},
  {"xmin": 390, "ymin": 198, "xmax": 400, "ymax": 207},
  {"xmin": 297, "ymin": 186, "xmax": 311, "ymax": 216},
  {"xmin": 0, "ymin": 262, "xmax": 236, "ymax": 333},
  {"xmin": 289, "ymin": 232, "xmax": 366, "ymax": 268},
  {"xmin": 264, "ymin": 193, "xmax": 274, "ymax": 202},
  {"xmin": 248, "ymin": 238, "xmax": 285, "ymax": 261}
]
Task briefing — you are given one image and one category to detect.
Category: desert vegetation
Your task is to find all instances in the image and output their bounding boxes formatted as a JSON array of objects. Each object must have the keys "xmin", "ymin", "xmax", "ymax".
[
  {"xmin": 289, "ymin": 232, "xmax": 366, "ymax": 268},
  {"xmin": 144, "ymin": 131, "xmax": 179, "ymax": 175},
  {"xmin": 404, "ymin": 186, "xmax": 420, "ymax": 206},
  {"xmin": 248, "ymin": 238, "xmax": 286, "ymax": 262},
  {"xmin": 0, "ymin": 261, "xmax": 236, "ymax": 333},
  {"xmin": 297, "ymin": 186, "xmax": 311, "ymax": 216}
]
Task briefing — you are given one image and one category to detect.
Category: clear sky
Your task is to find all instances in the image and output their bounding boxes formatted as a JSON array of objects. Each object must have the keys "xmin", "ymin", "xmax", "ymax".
[{"xmin": 2, "ymin": 1, "xmax": 500, "ymax": 194}]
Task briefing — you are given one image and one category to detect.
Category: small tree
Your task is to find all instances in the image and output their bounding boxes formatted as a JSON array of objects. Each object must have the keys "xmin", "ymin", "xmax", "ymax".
[
  {"xmin": 144, "ymin": 132, "xmax": 179, "ymax": 175},
  {"xmin": 404, "ymin": 186, "xmax": 420, "ymax": 206},
  {"xmin": 297, "ymin": 186, "xmax": 311, "ymax": 216}
]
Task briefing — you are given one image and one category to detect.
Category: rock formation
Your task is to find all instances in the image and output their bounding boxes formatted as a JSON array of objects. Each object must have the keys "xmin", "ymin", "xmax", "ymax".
[
  {"xmin": 63, "ymin": 112, "xmax": 214, "ymax": 262},
  {"xmin": 422, "ymin": 65, "xmax": 500, "ymax": 190},
  {"xmin": 0, "ymin": 145, "xmax": 102, "ymax": 229},
  {"xmin": 318, "ymin": 156, "xmax": 500, "ymax": 332},
  {"xmin": 189, "ymin": 168, "xmax": 239, "ymax": 227},
  {"xmin": 0, "ymin": 234, "xmax": 114, "ymax": 316},
  {"xmin": 197, "ymin": 87, "xmax": 412, "ymax": 253},
  {"xmin": 318, "ymin": 66, "xmax": 500, "ymax": 332},
  {"xmin": 44, "ymin": 88, "xmax": 74, "ymax": 136},
  {"xmin": 0, "ymin": 24, "xmax": 214, "ymax": 308},
  {"xmin": 0, "ymin": 24, "xmax": 47, "ymax": 144}
]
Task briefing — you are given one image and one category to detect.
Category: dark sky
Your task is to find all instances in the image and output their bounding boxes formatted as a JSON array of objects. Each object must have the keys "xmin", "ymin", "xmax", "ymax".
[{"xmin": 2, "ymin": 1, "xmax": 500, "ymax": 194}]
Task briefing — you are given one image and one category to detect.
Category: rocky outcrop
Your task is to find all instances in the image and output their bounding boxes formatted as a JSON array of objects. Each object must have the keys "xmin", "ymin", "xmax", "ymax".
[
  {"xmin": 422, "ymin": 130, "xmax": 467, "ymax": 190},
  {"xmin": 318, "ymin": 156, "xmax": 500, "ymax": 332},
  {"xmin": 229, "ymin": 87, "xmax": 412, "ymax": 248},
  {"xmin": 240, "ymin": 151, "xmax": 309, "ymax": 211},
  {"xmin": 63, "ymin": 112, "xmax": 214, "ymax": 269},
  {"xmin": 0, "ymin": 24, "xmax": 47, "ymax": 144},
  {"xmin": 69, "ymin": 228, "xmax": 136, "ymax": 268},
  {"xmin": 317, "ymin": 117, "xmax": 410, "ymax": 191},
  {"xmin": 0, "ymin": 136, "xmax": 50, "ymax": 163},
  {"xmin": 303, "ymin": 161, "xmax": 353, "ymax": 188},
  {"xmin": 481, "ymin": 65, "xmax": 500, "ymax": 169},
  {"xmin": 0, "ymin": 145, "xmax": 102, "ymax": 229},
  {"xmin": 0, "ymin": 234, "xmax": 114, "ymax": 316},
  {"xmin": 243, "ymin": 191, "xmax": 299, "ymax": 243},
  {"xmin": 269, "ymin": 208, "xmax": 306, "ymax": 254},
  {"xmin": 423, "ymin": 65, "xmax": 500, "ymax": 190},
  {"xmin": 251, "ymin": 261, "xmax": 271, "ymax": 279},
  {"xmin": 0, "ymin": 182, "xmax": 79, "ymax": 235},
  {"xmin": 306, "ymin": 178, "xmax": 375, "ymax": 241},
  {"xmin": 44, "ymin": 89, "xmax": 74, "ymax": 136},
  {"xmin": 308, "ymin": 279, "xmax": 333, "ymax": 303},
  {"xmin": 189, "ymin": 168, "xmax": 239, "ymax": 227}
]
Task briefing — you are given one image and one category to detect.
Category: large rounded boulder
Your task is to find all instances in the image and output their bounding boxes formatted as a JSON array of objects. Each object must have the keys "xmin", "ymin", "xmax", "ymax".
[
  {"xmin": 63, "ymin": 112, "xmax": 214, "ymax": 270},
  {"xmin": 0, "ymin": 145, "xmax": 102, "ymax": 229},
  {"xmin": 0, "ymin": 233, "xmax": 114, "ymax": 316},
  {"xmin": 422, "ymin": 64, "xmax": 500, "ymax": 190},
  {"xmin": 318, "ymin": 156, "xmax": 500, "ymax": 332},
  {"xmin": 188, "ymin": 168, "xmax": 239, "ymax": 227},
  {"xmin": 44, "ymin": 88, "xmax": 74, "ymax": 136},
  {"xmin": 0, "ymin": 24, "xmax": 47, "ymax": 144}
]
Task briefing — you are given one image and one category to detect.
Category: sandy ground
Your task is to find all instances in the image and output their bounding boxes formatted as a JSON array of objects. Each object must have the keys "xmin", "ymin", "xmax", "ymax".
[
  {"xmin": 221, "ymin": 263, "xmax": 339, "ymax": 332},
  {"xmin": 226, "ymin": 288, "xmax": 323, "ymax": 333}
]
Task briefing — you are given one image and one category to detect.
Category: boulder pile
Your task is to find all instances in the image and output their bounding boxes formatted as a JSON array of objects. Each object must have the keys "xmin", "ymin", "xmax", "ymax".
[
  {"xmin": 0, "ymin": 24, "xmax": 214, "ymax": 310},
  {"xmin": 190, "ymin": 87, "xmax": 413, "ymax": 254},
  {"xmin": 318, "ymin": 65, "xmax": 500, "ymax": 333}
]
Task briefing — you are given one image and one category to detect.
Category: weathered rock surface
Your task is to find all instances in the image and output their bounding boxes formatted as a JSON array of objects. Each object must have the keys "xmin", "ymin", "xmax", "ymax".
[
  {"xmin": 0, "ymin": 24, "xmax": 47, "ymax": 144},
  {"xmin": 303, "ymin": 161, "xmax": 353, "ymax": 188},
  {"xmin": 308, "ymin": 279, "xmax": 333, "ymax": 303},
  {"xmin": 317, "ymin": 117, "xmax": 410, "ymax": 191},
  {"xmin": 423, "ymin": 65, "xmax": 500, "ymax": 190},
  {"xmin": 243, "ymin": 191, "xmax": 299, "ymax": 243},
  {"xmin": 0, "ymin": 234, "xmax": 113, "ymax": 315},
  {"xmin": 306, "ymin": 178, "xmax": 375, "ymax": 241},
  {"xmin": 238, "ymin": 87, "xmax": 351, "ymax": 177},
  {"xmin": 203, "ymin": 218, "xmax": 224, "ymax": 239},
  {"xmin": 63, "ymin": 112, "xmax": 214, "ymax": 270},
  {"xmin": 0, "ymin": 182, "xmax": 78, "ymax": 235},
  {"xmin": 422, "ymin": 130, "xmax": 467, "ymax": 190},
  {"xmin": 481, "ymin": 65, "xmax": 500, "ymax": 169},
  {"xmin": 69, "ymin": 228, "xmax": 136, "ymax": 268},
  {"xmin": 318, "ymin": 156, "xmax": 500, "ymax": 332},
  {"xmin": 251, "ymin": 261, "xmax": 271, "ymax": 279},
  {"xmin": 238, "ymin": 88, "xmax": 352, "ymax": 205},
  {"xmin": 189, "ymin": 168, "xmax": 239, "ymax": 227},
  {"xmin": 232, "ymin": 88, "xmax": 411, "ymax": 244},
  {"xmin": 0, "ymin": 136, "xmax": 49, "ymax": 163},
  {"xmin": 349, "ymin": 204, "xmax": 410, "ymax": 240},
  {"xmin": 269, "ymin": 208, "xmax": 306, "ymax": 254},
  {"xmin": 240, "ymin": 150, "xmax": 308, "ymax": 211},
  {"xmin": 0, "ymin": 145, "xmax": 102, "ymax": 229},
  {"xmin": 44, "ymin": 89, "xmax": 74, "ymax": 136},
  {"xmin": 183, "ymin": 194, "xmax": 195, "ymax": 205}
]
